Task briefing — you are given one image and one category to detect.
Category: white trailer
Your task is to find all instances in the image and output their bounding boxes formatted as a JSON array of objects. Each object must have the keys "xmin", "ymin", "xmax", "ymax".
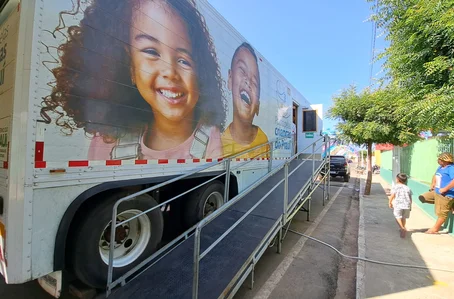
[{"xmin": 0, "ymin": 0, "xmax": 324, "ymax": 297}]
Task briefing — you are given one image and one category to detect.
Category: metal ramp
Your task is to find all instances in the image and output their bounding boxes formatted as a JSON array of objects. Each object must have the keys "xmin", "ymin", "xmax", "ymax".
[{"xmin": 106, "ymin": 137, "xmax": 330, "ymax": 299}]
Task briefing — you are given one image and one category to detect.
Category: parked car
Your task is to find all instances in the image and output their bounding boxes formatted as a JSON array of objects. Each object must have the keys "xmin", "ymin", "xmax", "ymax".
[{"xmin": 329, "ymin": 155, "xmax": 351, "ymax": 182}]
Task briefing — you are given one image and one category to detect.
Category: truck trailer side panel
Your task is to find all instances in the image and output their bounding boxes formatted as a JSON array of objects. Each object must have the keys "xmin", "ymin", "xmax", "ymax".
[
  {"xmin": 0, "ymin": 0, "xmax": 324, "ymax": 286},
  {"xmin": 1, "ymin": 0, "xmax": 41, "ymax": 283}
]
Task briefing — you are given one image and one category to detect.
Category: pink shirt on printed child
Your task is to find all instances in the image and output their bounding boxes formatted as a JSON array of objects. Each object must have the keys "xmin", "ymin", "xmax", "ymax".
[{"xmin": 88, "ymin": 127, "xmax": 222, "ymax": 160}]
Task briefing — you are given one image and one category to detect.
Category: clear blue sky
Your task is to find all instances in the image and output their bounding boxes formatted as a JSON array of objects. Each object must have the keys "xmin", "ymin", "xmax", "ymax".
[{"xmin": 207, "ymin": 0, "xmax": 384, "ymax": 132}]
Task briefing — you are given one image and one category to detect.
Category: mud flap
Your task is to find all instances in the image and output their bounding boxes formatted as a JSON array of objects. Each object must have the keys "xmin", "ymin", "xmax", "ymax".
[{"xmin": 38, "ymin": 271, "xmax": 62, "ymax": 298}]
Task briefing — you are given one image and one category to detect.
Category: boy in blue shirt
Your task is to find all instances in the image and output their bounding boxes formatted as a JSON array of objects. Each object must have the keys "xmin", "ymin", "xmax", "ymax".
[{"xmin": 426, "ymin": 152, "xmax": 454, "ymax": 234}]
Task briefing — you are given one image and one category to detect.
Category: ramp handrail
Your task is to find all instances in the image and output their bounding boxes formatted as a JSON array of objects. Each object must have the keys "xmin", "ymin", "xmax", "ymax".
[
  {"xmin": 192, "ymin": 135, "xmax": 330, "ymax": 298},
  {"xmin": 106, "ymin": 135, "xmax": 293, "ymax": 294}
]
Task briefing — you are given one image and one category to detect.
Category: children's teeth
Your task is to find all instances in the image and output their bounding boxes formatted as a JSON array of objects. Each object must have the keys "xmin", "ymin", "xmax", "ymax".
[
  {"xmin": 240, "ymin": 91, "xmax": 250, "ymax": 100},
  {"xmin": 240, "ymin": 91, "xmax": 251, "ymax": 104},
  {"xmin": 160, "ymin": 89, "xmax": 183, "ymax": 98}
]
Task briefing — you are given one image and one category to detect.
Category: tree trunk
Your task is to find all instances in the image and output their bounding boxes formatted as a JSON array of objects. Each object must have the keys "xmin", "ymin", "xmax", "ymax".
[{"xmin": 364, "ymin": 141, "xmax": 373, "ymax": 195}]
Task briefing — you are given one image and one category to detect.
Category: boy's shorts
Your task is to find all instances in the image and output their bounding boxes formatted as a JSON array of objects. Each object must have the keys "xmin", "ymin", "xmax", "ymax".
[
  {"xmin": 393, "ymin": 208, "xmax": 410, "ymax": 219},
  {"xmin": 434, "ymin": 193, "xmax": 454, "ymax": 219}
]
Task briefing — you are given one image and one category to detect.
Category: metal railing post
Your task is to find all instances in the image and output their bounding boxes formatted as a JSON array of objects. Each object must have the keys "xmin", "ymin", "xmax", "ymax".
[
  {"xmin": 268, "ymin": 143, "xmax": 274, "ymax": 173},
  {"xmin": 321, "ymin": 139, "xmax": 324, "ymax": 207},
  {"xmin": 323, "ymin": 136, "xmax": 328, "ymax": 206},
  {"xmin": 322, "ymin": 176, "xmax": 326, "ymax": 206},
  {"xmin": 283, "ymin": 162, "xmax": 289, "ymax": 220},
  {"xmin": 327, "ymin": 137, "xmax": 331, "ymax": 201},
  {"xmin": 192, "ymin": 227, "xmax": 202, "ymax": 299},
  {"xmin": 277, "ymin": 228, "xmax": 283, "ymax": 254},
  {"xmin": 107, "ymin": 202, "xmax": 120, "ymax": 297},
  {"xmin": 224, "ymin": 159, "xmax": 231, "ymax": 203},
  {"xmin": 311, "ymin": 143, "xmax": 316, "ymax": 183},
  {"xmin": 278, "ymin": 162, "xmax": 289, "ymax": 254},
  {"xmin": 306, "ymin": 191, "xmax": 311, "ymax": 221}
]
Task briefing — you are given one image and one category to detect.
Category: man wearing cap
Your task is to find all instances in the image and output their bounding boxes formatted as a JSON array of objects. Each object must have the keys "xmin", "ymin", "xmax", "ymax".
[{"xmin": 426, "ymin": 152, "xmax": 454, "ymax": 234}]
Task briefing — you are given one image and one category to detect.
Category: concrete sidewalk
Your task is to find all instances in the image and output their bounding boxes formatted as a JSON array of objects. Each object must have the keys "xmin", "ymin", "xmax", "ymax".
[{"xmin": 357, "ymin": 175, "xmax": 454, "ymax": 299}]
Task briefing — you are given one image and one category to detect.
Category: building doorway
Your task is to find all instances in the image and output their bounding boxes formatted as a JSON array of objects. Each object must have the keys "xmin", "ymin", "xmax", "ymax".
[{"xmin": 292, "ymin": 102, "xmax": 298, "ymax": 154}]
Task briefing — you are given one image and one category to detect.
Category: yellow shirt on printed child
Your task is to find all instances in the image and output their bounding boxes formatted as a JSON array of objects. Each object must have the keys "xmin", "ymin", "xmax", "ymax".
[{"xmin": 221, "ymin": 125, "xmax": 270, "ymax": 159}]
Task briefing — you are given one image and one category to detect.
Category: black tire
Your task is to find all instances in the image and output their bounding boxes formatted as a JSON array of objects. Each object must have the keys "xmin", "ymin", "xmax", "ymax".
[
  {"xmin": 184, "ymin": 181, "xmax": 225, "ymax": 227},
  {"xmin": 344, "ymin": 175, "xmax": 350, "ymax": 182},
  {"xmin": 70, "ymin": 192, "xmax": 163, "ymax": 289}
]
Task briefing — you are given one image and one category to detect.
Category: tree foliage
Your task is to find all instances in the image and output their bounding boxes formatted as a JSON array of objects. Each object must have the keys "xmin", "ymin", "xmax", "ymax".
[
  {"xmin": 372, "ymin": 0, "xmax": 454, "ymax": 133},
  {"xmin": 328, "ymin": 85, "xmax": 420, "ymax": 146},
  {"xmin": 328, "ymin": 85, "xmax": 420, "ymax": 194},
  {"xmin": 328, "ymin": 0, "xmax": 454, "ymax": 192}
]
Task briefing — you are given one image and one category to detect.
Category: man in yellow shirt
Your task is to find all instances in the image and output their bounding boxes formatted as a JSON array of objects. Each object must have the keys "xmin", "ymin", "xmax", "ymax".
[{"xmin": 222, "ymin": 43, "xmax": 269, "ymax": 159}]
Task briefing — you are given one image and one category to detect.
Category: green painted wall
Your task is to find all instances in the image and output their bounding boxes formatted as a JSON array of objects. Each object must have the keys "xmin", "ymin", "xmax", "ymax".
[
  {"xmin": 381, "ymin": 168, "xmax": 453, "ymax": 235},
  {"xmin": 380, "ymin": 138, "xmax": 454, "ymax": 234},
  {"xmin": 401, "ymin": 139, "xmax": 439, "ymax": 184},
  {"xmin": 381, "ymin": 150, "xmax": 392, "ymax": 170},
  {"xmin": 380, "ymin": 167, "xmax": 393, "ymax": 182}
]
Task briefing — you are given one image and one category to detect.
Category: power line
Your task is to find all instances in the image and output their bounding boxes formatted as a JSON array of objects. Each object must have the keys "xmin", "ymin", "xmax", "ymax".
[{"xmin": 369, "ymin": 0, "xmax": 378, "ymax": 86}]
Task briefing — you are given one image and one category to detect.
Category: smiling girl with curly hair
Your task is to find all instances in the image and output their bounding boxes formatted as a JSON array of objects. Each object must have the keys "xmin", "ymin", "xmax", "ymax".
[{"xmin": 41, "ymin": 0, "xmax": 226, "ymax": 159}]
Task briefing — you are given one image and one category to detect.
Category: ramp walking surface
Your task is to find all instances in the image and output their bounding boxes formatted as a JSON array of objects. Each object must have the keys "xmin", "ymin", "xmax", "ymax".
[{"xmin": 109, "ymin": 159, "xmax": 322, "ymax": 299}]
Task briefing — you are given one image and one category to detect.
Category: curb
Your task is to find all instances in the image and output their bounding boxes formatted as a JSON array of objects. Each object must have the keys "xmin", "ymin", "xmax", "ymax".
[{"xmin": 355, "ymin": 178, "xmax": 366, "ymax": 299}]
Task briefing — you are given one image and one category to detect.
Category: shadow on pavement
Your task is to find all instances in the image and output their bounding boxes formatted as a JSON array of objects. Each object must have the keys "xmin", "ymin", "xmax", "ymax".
[
  {"xmin": 0, "ymin": 276, "xmax": 52, "ymax": 299},
  {"xmin": 360, "ymin": 181, "xmax": 437, "ymax": 298}
]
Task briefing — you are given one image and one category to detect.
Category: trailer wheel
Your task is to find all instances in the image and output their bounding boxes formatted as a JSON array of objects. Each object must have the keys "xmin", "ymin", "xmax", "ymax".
[
  {"xmin": 184, "ymin": 181, "xmax": 225, "ymax": 227},
  {"xmin": 70, "ymin": 192, "xmax": 163, "ymax": 289}
]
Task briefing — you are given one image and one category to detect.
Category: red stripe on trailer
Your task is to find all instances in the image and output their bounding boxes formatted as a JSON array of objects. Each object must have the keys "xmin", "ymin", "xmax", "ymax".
[
  {"xmin": 106, "ymin": 160, "xmax": 121, "ymax": 166},
  {"xmin": 2, "ymin": 161, "xmax": 7, "ymax": 169},
  {"xmin": 217, "ymin": 158, "xmax": 223, "ymax": 162},
  {"xmin": 206, "ymin": 158, "xmax": 213, "ymax": 162},
  {"xmin": 35, "ymin": 141, "xmax": 44, "ymax": 162},
  {"xmin": 158, "ymin": 159, "xmax": 168, "ymax": 164},
  {"xmin": 193, "ymin": 159, "xmax": 200, "ymax": 163},
  {"xmin": 177, "ymin": 159, "xmax": 185, "ymax": 164},
  {"xmin": 135, "ymin": 160, "xmax": 147, "ymax": 165},
  {"xmin": 68, "ymin": 161, "xmax": 89, "ymax": 167},
  {"xmin": 35, "ymin": 161, "xmax": 47, "ymax": 168}
]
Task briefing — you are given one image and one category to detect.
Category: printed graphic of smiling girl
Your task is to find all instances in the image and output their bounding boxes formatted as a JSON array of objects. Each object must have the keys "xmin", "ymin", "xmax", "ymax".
[{"xmin": 42, "ymin": 0, "xmax": 226, "ymax": 160}]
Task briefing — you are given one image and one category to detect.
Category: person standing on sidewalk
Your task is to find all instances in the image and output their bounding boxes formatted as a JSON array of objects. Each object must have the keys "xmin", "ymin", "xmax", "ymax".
[
  {"xmin": 388, "ymin": 173, "xmax": 413, "ymax": 238},
  {"xmin": 426, "ymin": 152, "xmax": 454, "ymax": 234}
]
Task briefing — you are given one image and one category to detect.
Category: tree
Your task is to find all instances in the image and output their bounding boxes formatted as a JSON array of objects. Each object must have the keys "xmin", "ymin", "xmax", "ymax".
[
  {"xmin": 328, "ymin": 85, "xmax": 420, "ymax": 195},
  {"xmin": 372, "ymin": 0, "xmax": 454, "ymax": 134}
]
